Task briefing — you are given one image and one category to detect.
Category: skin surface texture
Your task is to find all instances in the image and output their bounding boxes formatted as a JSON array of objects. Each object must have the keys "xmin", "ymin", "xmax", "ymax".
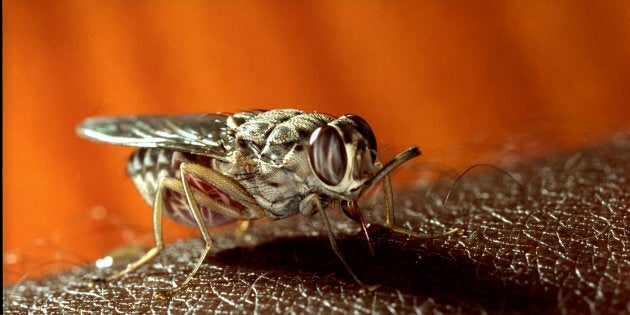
[{"xmin": 4, "ymin": 131, "xmax": 629, "ymax": 314}]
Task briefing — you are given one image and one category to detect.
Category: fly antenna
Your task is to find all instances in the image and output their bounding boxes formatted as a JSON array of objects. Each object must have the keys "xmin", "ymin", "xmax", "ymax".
[{"xmin": 442, "ymin": 163, "xmax": 524, "ymax": 208}]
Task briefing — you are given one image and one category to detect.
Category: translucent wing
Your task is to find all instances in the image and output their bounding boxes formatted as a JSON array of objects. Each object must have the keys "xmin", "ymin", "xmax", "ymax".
[{"xmin": 76, "ymin": 114, "xmax": 231, "ymax": 159}]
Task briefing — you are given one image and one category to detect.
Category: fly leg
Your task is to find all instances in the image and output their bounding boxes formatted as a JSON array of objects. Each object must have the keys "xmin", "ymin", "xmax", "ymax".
[
  {"xmin": 155, "ymin": 162, "xmax": 265, "ymax": 299},
  {"xmin": 314, "ymin": 198, "xmax": 379, "ymax": 292},
  {"xmin": 234, "ymin": 220, "xmax": 252, "ymax": 237},
  {"xmin": 89, "ymin": 176, "xmax": 179, "ymax": 287},
  {"xmin": 383, "ymin": 173, "xmax": 463, "ymax": 238}
]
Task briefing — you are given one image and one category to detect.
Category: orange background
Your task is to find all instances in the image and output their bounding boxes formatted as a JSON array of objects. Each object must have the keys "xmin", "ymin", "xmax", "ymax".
[{"xmin": 4, "ymin": 1, "xmax": 629, "ymax": 283}]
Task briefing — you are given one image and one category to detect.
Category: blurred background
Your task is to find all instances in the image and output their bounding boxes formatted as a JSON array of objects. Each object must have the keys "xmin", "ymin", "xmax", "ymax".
[{"xmin": 4, "ymin": 1, "xmax": 629, "ymax": 283}]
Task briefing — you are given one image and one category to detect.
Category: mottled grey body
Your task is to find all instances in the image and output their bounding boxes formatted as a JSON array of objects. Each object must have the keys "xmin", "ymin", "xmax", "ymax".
[{"xmin": 126, "ymin": 110, "xmax": 335, "ymax": 226}]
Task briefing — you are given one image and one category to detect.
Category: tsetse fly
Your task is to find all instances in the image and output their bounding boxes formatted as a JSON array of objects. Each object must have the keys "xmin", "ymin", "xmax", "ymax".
[{"xmin": 77, "ymin": 109, "xmax": 460, "ymax": 298}]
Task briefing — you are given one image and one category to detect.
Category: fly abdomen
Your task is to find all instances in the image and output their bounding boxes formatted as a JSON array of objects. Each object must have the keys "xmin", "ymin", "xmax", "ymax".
[
  {"xmin": 127, "ymin": 148, "xmax": 240, "ymax": 227},
  {"xmin": 127, "ymin": 148, "xmax": 176, "ymax": 206}
]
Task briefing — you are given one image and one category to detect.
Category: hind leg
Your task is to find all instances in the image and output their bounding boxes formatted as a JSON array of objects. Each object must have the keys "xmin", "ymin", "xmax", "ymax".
[{"xmin": 89, "ymin": 176, "xmax": 179, "ymax": 286}]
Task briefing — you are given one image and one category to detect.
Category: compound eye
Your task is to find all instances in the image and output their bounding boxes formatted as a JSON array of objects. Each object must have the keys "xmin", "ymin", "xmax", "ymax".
[
  {"xmin": 309, "ymin": 125, "xmax": 347, "ymax": 186},
  {"xmin": 345, "ymin": 115, "xmax": 377, "ymax": 152}
]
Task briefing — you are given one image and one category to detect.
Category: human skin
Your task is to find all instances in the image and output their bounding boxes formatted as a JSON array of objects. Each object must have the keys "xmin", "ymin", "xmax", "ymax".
[{"xmin": 4, "ymin": 132, "xmax": 628, "ymax": 314}]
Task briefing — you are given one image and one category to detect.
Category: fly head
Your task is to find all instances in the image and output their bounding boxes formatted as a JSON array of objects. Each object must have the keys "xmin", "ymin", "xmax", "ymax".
[{"xmin": 307, "ymin": 114, "xmax": 379, "ymax": 198}]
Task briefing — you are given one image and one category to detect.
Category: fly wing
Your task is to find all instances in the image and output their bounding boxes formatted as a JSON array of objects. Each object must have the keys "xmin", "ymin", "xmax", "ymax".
[{"xmin": 76, "ymin": 114, "xmax": 232, "ymax": 159}]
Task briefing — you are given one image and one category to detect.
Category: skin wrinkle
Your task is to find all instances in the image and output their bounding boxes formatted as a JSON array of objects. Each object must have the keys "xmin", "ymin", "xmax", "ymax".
[{"xmin": 4, "ymin": 132, "xmax": 630, "ymax": 313}]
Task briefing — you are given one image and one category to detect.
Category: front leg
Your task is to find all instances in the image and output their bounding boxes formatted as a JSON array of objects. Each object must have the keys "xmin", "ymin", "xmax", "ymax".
[
  {"xmin": 383, "ymin": 173, "xmax": 463, "ymax": 238},
  {"xmin": 301, "ymin": 194, "xmax": 379, "ymax": 291}
]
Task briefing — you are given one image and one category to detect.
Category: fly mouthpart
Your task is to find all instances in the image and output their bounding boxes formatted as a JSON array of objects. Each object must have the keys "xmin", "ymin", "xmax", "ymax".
[{"xmin": 342, "ymin": 200, "xmax": 375, "ymax": 257}]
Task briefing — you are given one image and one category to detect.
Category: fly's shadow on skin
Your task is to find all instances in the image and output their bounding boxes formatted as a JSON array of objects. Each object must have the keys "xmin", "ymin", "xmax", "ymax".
[{"xmin": 115, "ymin": 221, "xmax": 554, "ymax": 312}]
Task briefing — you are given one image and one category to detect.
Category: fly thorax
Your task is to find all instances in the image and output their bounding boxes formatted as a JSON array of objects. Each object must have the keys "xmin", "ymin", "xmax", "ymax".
[{"xmin": 308, "ymin": 114, "xmax": 379, "ymax": 198}]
